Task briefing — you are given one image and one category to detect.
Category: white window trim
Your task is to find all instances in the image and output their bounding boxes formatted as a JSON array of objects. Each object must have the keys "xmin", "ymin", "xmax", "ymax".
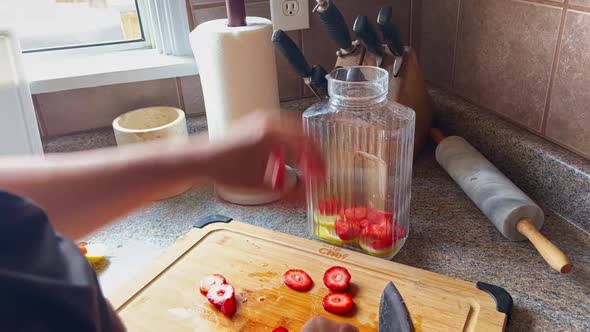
[{"xmin": 23, "ymin": 0, "xmax": 197, "ymax": 95}]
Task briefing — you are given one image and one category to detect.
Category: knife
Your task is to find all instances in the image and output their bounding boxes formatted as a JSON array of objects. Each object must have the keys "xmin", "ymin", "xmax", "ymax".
[
  {"xmin": 310, "ymin": 65, "xmax": 328, "ymax": 97},
  {"xmin": 377, "ymin": 6, "xmax": 405, "ymax": 77},
  {"xmin": 379, "ymin": 282, "xmax": 414, "ymax": 332},
  {"xmin": 346, "ymin": 67, "xmax": 366, "ymax": 82},
  {"xmin": 313, "ymin": 0, "xmax": 359, "ymax": 56},
  {"xmin": 353, "ymin": 15, "xmax": 383, "ymax": 67},
  {"xmin": 272, "ymin": 30, "xmax": 322, "ymax": 100}
]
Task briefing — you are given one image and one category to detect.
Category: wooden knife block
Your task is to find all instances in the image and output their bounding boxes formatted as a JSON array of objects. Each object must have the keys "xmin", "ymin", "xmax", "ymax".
[{"xmin": 334, "ymin": 45, "xmax": 433, "ymax": 158}]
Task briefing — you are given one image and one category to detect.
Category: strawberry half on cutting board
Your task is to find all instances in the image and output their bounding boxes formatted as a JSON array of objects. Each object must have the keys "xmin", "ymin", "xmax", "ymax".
[
  {"xmin": 199, "ymin": 274, "xmax": 227, "ymax": 296},
  {"xmin": 207, "ymin": 284, "xmax": 236, "ymax": 317}
]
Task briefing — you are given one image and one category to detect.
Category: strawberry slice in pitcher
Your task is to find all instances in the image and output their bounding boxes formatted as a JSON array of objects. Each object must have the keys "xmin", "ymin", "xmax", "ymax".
[{"xmin": 335, "ymin": 218, "xmax": 361, "ymax": 241}]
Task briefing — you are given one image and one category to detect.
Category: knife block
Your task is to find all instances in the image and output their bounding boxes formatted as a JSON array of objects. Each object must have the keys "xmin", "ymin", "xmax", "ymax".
[{"xmin": 334, "ymin": 45, "xmax": 433, "ymax": 158}]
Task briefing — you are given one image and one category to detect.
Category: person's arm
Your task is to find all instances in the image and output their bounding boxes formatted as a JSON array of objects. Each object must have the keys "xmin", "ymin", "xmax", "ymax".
[
  {"xmin": 0, "ymin": 111, "xmax": 324, "ymax": 240},
  {"xmin": 0, "ymin": 135, "xmax": 211, "ymax": 240}
]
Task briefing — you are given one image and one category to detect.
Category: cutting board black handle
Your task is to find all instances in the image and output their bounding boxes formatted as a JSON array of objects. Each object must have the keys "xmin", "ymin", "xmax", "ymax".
[
  {"xmin": 476, "ymin": 281, "xmax": 513, "ymax": 322},
  {"xmin": 194, "ymin": 215, "xmax": 233, "ymax": 228}
]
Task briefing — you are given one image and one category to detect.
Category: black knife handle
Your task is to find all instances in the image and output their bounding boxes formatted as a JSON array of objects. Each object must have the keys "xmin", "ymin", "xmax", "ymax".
[
  {"xmin": 377, "ymin": 6, "xmax": 404, "ymax": 56},
  {"xmin": 316, "ymin": 1, "xmax": 353, "ymax": 52},
  {"xmin": 272, "ymin": 30, "xmax": 311, "ymax": 78},
  {"xmin": 310, "ymin": 65, "xmax": 328, "ymax": 96},
  {"xmin": 353, "ymin": 15, "xmax": 382, "ymax": 56}
]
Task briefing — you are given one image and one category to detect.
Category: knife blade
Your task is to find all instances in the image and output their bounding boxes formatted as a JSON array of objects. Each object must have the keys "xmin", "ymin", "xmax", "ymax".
[
  {"xmin": 353, "ymin": 15, "xmax": 383, "ymax": 67},
  {"xmin": 379, "ymin": 282, "xmax": 414, "ymax": 332},
  {"xmin": 272, "ymin": 30, "xmax": 322, "ymax": 100},
  {"xmin": 314, "ymin": 0, "xmax": 359, "ymax": 56},
  {"xmin": 377, "ymin": 6, "xmax": 405, "ymax": 77},
  {"xmin": 346, "ymin": 67, "xmax": 366, "ymax": 82}
]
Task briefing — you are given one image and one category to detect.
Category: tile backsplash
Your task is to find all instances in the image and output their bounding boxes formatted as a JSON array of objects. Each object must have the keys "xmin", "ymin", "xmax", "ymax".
[{"xmin": 417, "ymin": 0, "xmax": 590, "ymax": 159}]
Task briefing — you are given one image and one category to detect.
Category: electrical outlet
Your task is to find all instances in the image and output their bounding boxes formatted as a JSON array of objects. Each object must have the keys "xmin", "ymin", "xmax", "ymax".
[
  {"xmin": 270, "ymin": 0, "xmax": 309, "ymax": 31},
  {"xmin": 283, "ymin": 1, "xmax": 299, "ymax": 16}
]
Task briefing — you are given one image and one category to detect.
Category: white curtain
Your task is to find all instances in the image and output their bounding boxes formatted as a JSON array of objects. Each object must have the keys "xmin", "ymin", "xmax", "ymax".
[{"xmin": 143, "ymin": 0, "xmax": 192, "ymax": 56}]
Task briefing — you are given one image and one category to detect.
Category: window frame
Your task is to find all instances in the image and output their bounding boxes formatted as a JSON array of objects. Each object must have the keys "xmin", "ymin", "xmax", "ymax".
[
  {"xmin": 22, "ymin": 0, "xmax": 196, "ymax": 94},
  {"xmin": 20, "ymin": 0, "xmax": 153, "ymax": 55}
]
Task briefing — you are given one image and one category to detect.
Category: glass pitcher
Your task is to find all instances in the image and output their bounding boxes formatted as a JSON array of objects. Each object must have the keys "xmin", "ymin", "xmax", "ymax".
[{"xmin": 303, "ymin": 66, "xmax": 415, "ymax": 259}]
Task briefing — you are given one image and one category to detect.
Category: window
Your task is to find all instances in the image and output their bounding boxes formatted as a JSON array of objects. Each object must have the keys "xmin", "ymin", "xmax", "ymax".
[
  {"xmin": 1, "ymin": 0, "xmax": 148, "ymax": 53},
  {"xmin": 5, "ymin": 0, "xmax": 195, "ymax": 94}
]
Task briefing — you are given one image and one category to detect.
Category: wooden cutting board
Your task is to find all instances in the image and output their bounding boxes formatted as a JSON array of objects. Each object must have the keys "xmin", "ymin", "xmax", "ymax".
[{"xmin": 111, "ymin": 218, "xmax": 509, "ymax": 331}]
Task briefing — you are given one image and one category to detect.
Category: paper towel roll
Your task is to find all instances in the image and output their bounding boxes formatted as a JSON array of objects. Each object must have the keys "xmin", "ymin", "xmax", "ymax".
[
  {"xmin": 190, "ymin": 17, "xmax": 280, "ymax": 141},
  {"xmin": 190, "ymin": 17, "xmax": 295, "ymax": 205}
]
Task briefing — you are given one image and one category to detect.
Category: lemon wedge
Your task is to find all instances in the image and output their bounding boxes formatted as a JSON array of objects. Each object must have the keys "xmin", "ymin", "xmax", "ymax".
[
  {"xmin": 316, "ymin": 225, "xmax": 344, "ymax": 245},
  {"xmin": 359, "ymin": 241, "xmax": 400, "ymax": 258},
  {"xmin": 83, "ymin": 243, "xmax": 107, "ymax": 263},
  {"xmin": 313, "ymin": 213, "xmax": 340, "ymax": 228}
]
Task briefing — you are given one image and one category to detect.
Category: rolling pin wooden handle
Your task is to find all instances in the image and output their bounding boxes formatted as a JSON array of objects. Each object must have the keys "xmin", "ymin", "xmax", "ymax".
[{"xmin": 516, "ymin": 219, "xmax": 572, "ymax": 273}]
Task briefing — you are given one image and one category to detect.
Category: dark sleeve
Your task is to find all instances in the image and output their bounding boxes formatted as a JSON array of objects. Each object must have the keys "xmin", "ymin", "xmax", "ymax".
[{"xmin": 0, "ymin": 191, "xmax": 125, "ymax": 332}]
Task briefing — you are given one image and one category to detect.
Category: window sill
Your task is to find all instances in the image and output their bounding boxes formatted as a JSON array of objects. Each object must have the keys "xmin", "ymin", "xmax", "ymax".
[{"xmin": 25, "ymin": 49, "xmax": 198, "ymax": 94}]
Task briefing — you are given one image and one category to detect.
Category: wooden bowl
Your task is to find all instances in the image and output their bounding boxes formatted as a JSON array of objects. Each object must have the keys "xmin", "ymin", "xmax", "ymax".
[{"xmin": 113, "ymin": 106, "xmax": 191, "ymax": 200}]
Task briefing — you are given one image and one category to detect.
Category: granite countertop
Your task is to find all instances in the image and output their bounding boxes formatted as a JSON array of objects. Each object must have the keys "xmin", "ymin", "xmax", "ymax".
[{"xmin": 44, "ymin": 100, "xmax": 589, "ymax": 332}]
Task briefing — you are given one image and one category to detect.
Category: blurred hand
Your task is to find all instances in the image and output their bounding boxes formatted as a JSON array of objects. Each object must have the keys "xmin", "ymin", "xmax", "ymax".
[
  {"xmin": 301, "ymin": 317, "xmax": 360, "ymax": 332},
  {"xmin": 204, "ymin": 111, "xmax": 325, "ymax": 190}
]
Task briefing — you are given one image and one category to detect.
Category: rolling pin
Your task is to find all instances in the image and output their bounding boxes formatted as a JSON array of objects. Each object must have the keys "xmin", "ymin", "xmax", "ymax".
[{"xmin": 431, "ymin": 129, "xmax": 571, "ymax": 273}]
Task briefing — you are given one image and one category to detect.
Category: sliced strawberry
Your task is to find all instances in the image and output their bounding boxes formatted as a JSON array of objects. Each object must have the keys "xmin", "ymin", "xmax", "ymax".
[
  {"xmin": 319, "ymin": 196, "xmax": 341, "ymax": 215},
  {"xmin": 369, "ymin": 222, "xmax": 392, "ymax": 241},
  {"xmin": 353, "ymin": 207, "xmax": 368, "ymax": 220},
  {"xmin": 344, "ymin": 208, "xmax": 356, "ymax": 221},
  {"xmin": 335, "ymin": 218, "xmax": 361, "ymax": 241},
  {"xmin": 77, "ymin": 242, "xmax": 88, "ymax": 255},
  {"xmin": 200, "ymin": 274, "xmax": 227, "ymax": 296},
  {"xmin": 283, "ymin": 269, "xmax": 313, "ymax": 292},
  {"xmin": 323, "ymin": 266, "xmax": 351, "ymax": 291},
  {"xmin": 367, "ymin": 209, "xmax": 394, "ymax": 223},
  {"xmin": 334, "ymin": 197, "xmax": 341, "ymax": 213},
  {"xmin": 359, "ymin": 218, "xmax": 370, "ymax": 229},
  {"xmin": 370, "ymin": 238, "xmax": 394, "ymax": 250},
  {"xmin": 322, "ymin": 293, "xmax": 354, "ymax": 315},
  {"xmin": 272, "ymin": 327, "xmax": 289, "ymax": 332},
  {"xmin": 207, "ymin": 283, "xmax": 235, "ymax": 309},
  {"xmin": 324, "ymin": 197, "xmax": 335, "ymax": 215},
  {"xmin": 220, "ymin": 295, "xmax": 237, "ymax": 318}
]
